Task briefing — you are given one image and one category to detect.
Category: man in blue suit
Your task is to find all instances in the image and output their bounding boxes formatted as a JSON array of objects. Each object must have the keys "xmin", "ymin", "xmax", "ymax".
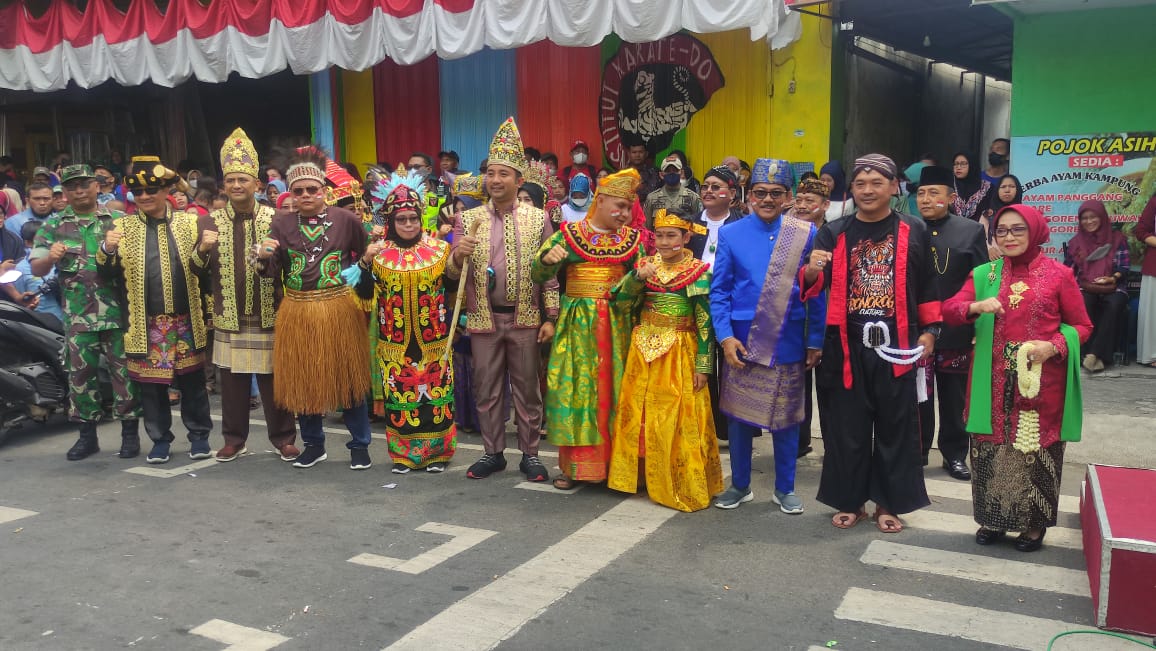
[{"xmin": 710, "ymin": 158, "xmax": 826, "ymax": 514}]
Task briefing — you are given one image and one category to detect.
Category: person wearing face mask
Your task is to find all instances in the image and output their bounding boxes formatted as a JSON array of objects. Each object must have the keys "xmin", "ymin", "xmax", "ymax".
[
  {"xmin": 982, "ymin": 138, "xmax": 1010, "ymax": 186},
  {"xmin": 643, "ymin": 155, "xmax": 702, "ymax": 231},
  {"xmin": 560, "ymin": 140, "xmax": 598, "ymax": 192},
  {"xmin": 532, "ymin": 168, "xmax": 645, "ymax": 490},
  {"xmin": 561, "ymin": 173, "xmax": 593, "ymax": 223},
  {"xmin": 711, "ymin": 158, "xmax": 825, "ymax": 514}
]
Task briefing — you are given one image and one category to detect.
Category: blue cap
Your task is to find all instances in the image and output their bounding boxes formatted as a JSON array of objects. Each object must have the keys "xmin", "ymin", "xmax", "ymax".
[{"xmin": 751, "ymin": 158, "xmax": 793, "ymax": 188}]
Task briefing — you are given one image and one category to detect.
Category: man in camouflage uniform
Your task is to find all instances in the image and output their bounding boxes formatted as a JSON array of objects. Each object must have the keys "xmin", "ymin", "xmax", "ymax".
[{"xmin": 29, "ymin": 164, "xmax": 141, "ymax": 460}]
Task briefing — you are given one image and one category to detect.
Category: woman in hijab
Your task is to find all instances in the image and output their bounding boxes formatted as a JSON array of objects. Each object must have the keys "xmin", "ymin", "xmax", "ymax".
[
  {"xmin": 560, "ymin": 173, "xmax": 592, "ymax": 223},
  {"xmin": 1063, "ymin": 199, "xmax": 1129, "ymax": 372},
  {"xmin": 979, "ymin": 174, "xmax": 1025, "ymax": 259},
  {"xmin": 943, "ymin": 204, "xmax": 1091, "ymax": 553},
  {"xmin": 1132, "ymin": 196, "xmax": 1156, "ymax": 367},
  {"xmin": 1, "ymin": 187, "xmax": 23, "ymax": 218},
  {"xmin": 950, "ymin": 152, "xmax": 992, "ymax": 221},
  {"xmin": 819, "ymin": 160, "xmax": 854, "ymax": 221}
]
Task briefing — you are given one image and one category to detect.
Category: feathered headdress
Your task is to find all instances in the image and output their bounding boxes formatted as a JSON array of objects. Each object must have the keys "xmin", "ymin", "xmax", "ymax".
[
  {"xmin": 286, "ymin": 145, "xmax": 328, "ymax": 187},
  {"xmin": 369, "ymin": 165, "xmax": 427, "ymax": 222}
]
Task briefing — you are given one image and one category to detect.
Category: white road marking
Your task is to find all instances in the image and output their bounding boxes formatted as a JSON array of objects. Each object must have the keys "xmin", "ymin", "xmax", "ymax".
[
  {"xmin": 0, "ymin": 506, "xmax": 38, "ymax": 524},
  {"xmin": 349, "ymin": 522, "xmax": 498, "ymax": 575},
  {"xmin": 835, "ymin": 587, "xmax": 1083, "ymax": 650},
  {"xmin": 513, "ymin": 481, "xmax": 586, "ymax": 494},
  {"xmin": 923, "ymin": 478, "xmax": 1080, "ymax": 514},
  {"xmin": 383, "ymin": 496, "xmax": 676, "ymax": 650},
  {"xmin": 188, "ymin": 619, "xmax": 289, "ymax": 651},
  {"xmin": 860, "ymin": 540, "xmax": 1089, "ymax": 597},
  {"xmin": 123, "ymin": 458, "xmax": 220, "ymax": 478},
  {"xmin": 902, "ymin": 510, "xmax": 1083, "ymax": 549}
]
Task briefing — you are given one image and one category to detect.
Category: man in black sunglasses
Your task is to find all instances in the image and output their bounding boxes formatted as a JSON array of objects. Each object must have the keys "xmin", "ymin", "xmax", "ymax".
[
  {"xmin": 97, "ymin": 156, "xmax": 213, "ymax": 464},
  {"xmin": 256, "ymin": 146, "xmax": 372, "ymax": 471}
]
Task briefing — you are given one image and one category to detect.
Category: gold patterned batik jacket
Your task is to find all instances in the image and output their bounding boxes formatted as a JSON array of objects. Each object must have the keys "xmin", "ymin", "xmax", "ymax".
[
  {"xmin": 449, "ymin": 201, "xmax": 559, "ymax": 332},
  {"xmin": 97, "ymin": 208, "xmax": 207, "ymax": 355},
  {"xmin": 194, "ymin": 203, "xmax": 278, "ymax": 332}
]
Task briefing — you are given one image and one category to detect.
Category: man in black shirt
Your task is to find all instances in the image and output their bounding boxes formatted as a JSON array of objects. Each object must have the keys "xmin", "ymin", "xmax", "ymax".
[
  {"xmin": 801, "ymin": 154, "xmax": 942, "ymax": 534},
  {"xmin": 914, "ymin": 166, "xmax": 988, "ymax": 480}
]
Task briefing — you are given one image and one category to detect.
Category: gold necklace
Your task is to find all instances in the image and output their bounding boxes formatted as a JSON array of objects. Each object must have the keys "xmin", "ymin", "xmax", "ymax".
[{"xmin": 931, "ymin": 245, "xmax": 950, "ymax": 275}]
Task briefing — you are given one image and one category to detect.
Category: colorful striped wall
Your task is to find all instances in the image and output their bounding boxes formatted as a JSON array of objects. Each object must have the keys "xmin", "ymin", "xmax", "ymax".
[{"xmin": 319, "ymin": 19, "xmax": 832, "ymax": 180}]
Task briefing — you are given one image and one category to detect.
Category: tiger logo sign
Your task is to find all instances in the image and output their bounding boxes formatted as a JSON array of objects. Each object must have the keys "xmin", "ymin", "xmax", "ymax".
[{"xmin": 600, "ymin": 34, "xmax": 725, "ymax": 170}]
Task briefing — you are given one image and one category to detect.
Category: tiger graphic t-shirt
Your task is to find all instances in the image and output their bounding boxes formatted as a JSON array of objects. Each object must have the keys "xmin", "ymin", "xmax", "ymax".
[{"xmin": 845, "ymin": 213, "xmax": 898, "ymax": 327}]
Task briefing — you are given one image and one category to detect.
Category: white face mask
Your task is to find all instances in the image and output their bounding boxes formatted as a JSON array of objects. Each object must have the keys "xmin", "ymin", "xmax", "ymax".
[
  {"xmin": 572, "ymin": 153, "xmax": 588, "ymax": 165},
  {"xmin": 680, "ymin": 178, "xmax": 689, "ymax": 188},
  {"xmin": 188, "ymin": 178, "xmax": 198, "ymax": 189},
  {"xmin": 571, "ymin": 195, "xmax": 591, "ymax": 208}
]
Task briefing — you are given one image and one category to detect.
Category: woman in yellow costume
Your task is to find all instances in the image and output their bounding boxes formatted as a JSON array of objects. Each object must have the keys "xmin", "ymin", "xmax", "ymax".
[{"xmin": 608, "ymin": 208, "xmax": 724, "ymax": 511}]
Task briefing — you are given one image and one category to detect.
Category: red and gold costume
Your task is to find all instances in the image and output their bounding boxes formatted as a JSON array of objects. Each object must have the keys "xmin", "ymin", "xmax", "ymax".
[{"xmin": 531, "ymin": 169, "xmax": 645, "ymax": 482}]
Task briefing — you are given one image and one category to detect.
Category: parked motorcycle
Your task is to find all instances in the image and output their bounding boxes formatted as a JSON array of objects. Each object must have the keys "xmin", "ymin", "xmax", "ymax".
[{"xmin": 0, "ymin": 269, "xmax": 69, "ymax": 445}]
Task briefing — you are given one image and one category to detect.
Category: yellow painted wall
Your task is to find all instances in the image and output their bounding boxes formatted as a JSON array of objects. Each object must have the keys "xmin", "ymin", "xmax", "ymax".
[
  {"xmin": 685, "ymin": 12, "xmax": 832, "ymax": 173},
  {"xmin": 684, "ymin": 31, "xmax": 773, "ymax": 171},
  {"xmin": 769, "ymin": 12, "xmax": 832, "ymax": 168},
  {"xmin": 339, "ymin": 68, "xmax": 377, "ymax": 177}
]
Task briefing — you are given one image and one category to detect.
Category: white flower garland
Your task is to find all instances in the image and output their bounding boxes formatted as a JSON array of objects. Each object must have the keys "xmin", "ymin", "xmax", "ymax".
[{"xmin": 1013, "ymin": 343, "xmax": 1042, "ymax": 454}]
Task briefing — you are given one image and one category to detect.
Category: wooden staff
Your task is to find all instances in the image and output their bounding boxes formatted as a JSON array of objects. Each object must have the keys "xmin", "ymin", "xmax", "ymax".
[{"xmin": 442, "ymin": 219, "xmax": 481, "ymax": 365}]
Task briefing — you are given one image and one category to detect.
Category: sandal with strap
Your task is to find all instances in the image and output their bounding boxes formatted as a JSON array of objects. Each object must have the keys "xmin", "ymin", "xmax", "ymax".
[
  {"xmin": 552, "ymin": 475, "xmax": 582, "ymax": 491},
  {"xmin": 873, "ymin": 510, "xmax": 904, "ymax": 533},
  {"xmin": 832, "ymin": 509, "xmax": 869, "ymax": 529}
]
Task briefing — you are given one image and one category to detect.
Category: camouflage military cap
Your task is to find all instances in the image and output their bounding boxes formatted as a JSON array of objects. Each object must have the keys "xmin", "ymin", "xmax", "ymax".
[{"xmin": 60, "ymin": 164, "xmax": 96, "ymax": 183}]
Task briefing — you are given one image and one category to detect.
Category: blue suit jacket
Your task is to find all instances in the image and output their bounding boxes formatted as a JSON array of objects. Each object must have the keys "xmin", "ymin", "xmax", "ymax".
[{"xmin": 710, "ymin": 215, "xmax": 826, "ymax": 365}]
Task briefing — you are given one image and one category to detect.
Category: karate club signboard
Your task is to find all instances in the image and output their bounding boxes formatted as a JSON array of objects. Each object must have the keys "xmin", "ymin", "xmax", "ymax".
[{"xmin": 600, "ymin": 34, "xmax": 725, "ymax": 170}]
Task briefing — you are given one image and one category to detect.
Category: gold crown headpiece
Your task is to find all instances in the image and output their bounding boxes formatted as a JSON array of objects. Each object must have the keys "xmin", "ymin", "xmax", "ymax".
[
  {"xmin": 220, "ymin": 127, "xmax": 259, "ymax": 178},
  {"xmin": 653, "ymin": 208, "xmax": 706, "ymax": 235}
]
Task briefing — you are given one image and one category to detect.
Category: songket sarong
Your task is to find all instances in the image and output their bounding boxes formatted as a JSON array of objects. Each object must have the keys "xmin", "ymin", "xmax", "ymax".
[
  {"xmin": 608, "ymin": 310, "xmax": 723, "ymax": 511},
  {"xmin": 547, "ymin": 264, "xmax": 634, "ymax": 481},
  {"xmin": 128, "ymin": 313, "xmax": 205, "ymax": 384},
  {"xmin": 212, "ymin": 315, "xmax": 274, "ymax": 374}
]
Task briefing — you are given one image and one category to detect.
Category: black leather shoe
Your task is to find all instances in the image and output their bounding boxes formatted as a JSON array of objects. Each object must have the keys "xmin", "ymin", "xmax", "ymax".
[
  {"xmin": 1015, "ymin": 530, "xmax": 1046, "ymax": 552},
  {"xmin": 975, "ymin": 528, "xmax": 1006, "ymax": 545},
  {"xmin": 66, "ymin": 423, "xmax": 100, "ymax": 461},
  {"xmin": 118, "ymin": 419, "xmax": 140, "ymax": 459},
  {"xmin": 944, "ymin": 459, "xmax": 972, "ymax": 480}
]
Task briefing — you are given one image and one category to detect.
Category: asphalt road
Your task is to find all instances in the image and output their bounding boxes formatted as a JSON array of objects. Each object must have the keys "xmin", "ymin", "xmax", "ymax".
[{"xmin": 1, "ymin": 374, "xmax": 1152, "ymax": 651}]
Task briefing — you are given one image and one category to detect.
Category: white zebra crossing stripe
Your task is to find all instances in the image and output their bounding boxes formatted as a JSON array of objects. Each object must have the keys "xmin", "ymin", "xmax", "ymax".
[
  {"xmin": 188, "ymin": 619, "xmax": 289, "ymax": 650},
  {"xmin": 123, "ymin": 458, "xmax": 220, "ymax": 478},
  {"xmin": 348, "ymin": 522, "xmax": 498, "ymax": 574},
  {"xmin": 860, "ymin": 540, "xmax": 1090, "ymax": 597},
  {"xmin": 923, "ymin": 478, "xmax": 1080, "ymax": 514},
  {"xmin": 0, "ymin": 506, "xmax": 38, "ymax": 524},
  {"xmin": 835, "ymin": 587, "xmax": 1084, "ymax": 651},
  {"xmin": 383, "ymin": 496, "xmax": 676, "ymax": 650},
  {"xmin": 902, "ymin": 510, "xmax": 1083, "ymax": 550}
]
